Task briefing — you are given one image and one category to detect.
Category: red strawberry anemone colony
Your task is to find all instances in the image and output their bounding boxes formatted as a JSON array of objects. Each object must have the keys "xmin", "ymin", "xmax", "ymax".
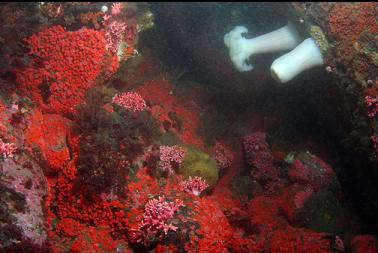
[{"xmin": 0, "ymin": 2, "xmax": 377, "ymax": 253}]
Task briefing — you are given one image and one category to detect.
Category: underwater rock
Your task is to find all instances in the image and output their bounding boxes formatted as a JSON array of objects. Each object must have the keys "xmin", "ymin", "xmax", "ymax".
[
  {"xmin": 0, "ymin": 153, "xmax": 48, "ymax": 248},
  {"xmin": 298, "ymin": 189, "xmax": 359, "ymax": 239},
  {"xmin": 286, "ymin": 151, "xmax": 336, "ymax": 191},
  {"xmin": 243, "ymin": 132, "xmax": 278, "ymax": 184}
]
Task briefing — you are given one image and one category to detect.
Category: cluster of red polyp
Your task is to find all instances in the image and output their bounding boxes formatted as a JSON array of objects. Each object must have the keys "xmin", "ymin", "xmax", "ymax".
[
  {"xmin": 52, "ymin": 217, "xmax": 124, "ymax": 253},
  {"xmin": 327, "ymin": 3, "xmax": 377, "ymax": 81},
  {"xmin": 328, "ymin": 3, "xmax": 377, "ymax": 43},
  {"xmin": 28, "ymin": 110, "xmax": 133, "ymax": 252},
  {"xmin": 25, "ymin": 110, "xmax": 71, "ymax": 173},
  {"xmin": 14, "ymin": 25, "xmax": 111, "ymax": 116},
  {"xmin": 328, "ymin": 3, "xmax": 378, "ymax": 161},
  {"xmin": 46, "ymin": 156, "xmax": 131, "ymax": 252},
  {"xmin": 268, "ymin": 227, "xmax": 335, "ymax": 252},
  {"xmin": 138, "ymin": 79, "xmax": 205, "ymax": 148},
  {"xmin": 184, "ymin": 197, "xmax": 235, "ymax": 252}
]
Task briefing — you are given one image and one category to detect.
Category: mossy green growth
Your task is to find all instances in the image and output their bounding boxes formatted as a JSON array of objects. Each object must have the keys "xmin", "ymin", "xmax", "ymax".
[{"xmin": 178, "ymin": 146, "xmax": 219, "ymax": 187}]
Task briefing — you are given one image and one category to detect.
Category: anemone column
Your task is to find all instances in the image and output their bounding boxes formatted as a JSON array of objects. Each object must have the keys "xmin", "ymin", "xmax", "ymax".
[
  {"xmin": 224, "ymin": 23, "xmax": 300, "ymax": 72},
  {"xmin": 270, "ymin": 38, "xmax": 324, "ymax": 83}
]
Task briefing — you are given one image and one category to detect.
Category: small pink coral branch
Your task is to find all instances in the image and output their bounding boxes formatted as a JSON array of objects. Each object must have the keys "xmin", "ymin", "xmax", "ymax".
[
  {"xmin": 0, "ymin": 138, "xmax": 17, "ymax": 159},
  {"xmin": 111, "ymin": 2, "xmax": 123, "ymax": 16},
  {"xmin": 130, "ymin": 196, "xmax": 184, "ymax": 246},
  {"xmin": 102, "ymin": 4, "xmax": 139, "ymax": 56},
  {"xmin": 112, "ymin": 92, "xmax": 147, "ymax": 112},
  {"xmin": 365, "ymin": 95, "xmax": 378, "ymax": 118},
  {"xmin": 159, "ymin": 145, "xmax": 186, "ymax": 174},
  {"xmin": 214, "ymin": 142, "xmax": 234, "ymax": 170},
  {"xmin": 180, "ymin": 176, "xmax": 209, "ymax": 196},
  {"xmin": 243, "ymin": 132, "xmax": 278, "ymax": 182}
]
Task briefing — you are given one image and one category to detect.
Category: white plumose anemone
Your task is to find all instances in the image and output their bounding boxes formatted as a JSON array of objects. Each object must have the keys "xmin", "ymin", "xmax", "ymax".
[
  {"xmin": 270, "ymin": 38, "xmax": 324, "ymax": 83},
  {"xmin": 224, "ymin": 23, "xmax": 300, "ymax": 72}
]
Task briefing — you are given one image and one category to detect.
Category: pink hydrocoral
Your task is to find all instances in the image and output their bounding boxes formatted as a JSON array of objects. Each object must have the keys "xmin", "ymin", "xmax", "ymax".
[
  {"xmin": 130, "ymin": 196, "xmax": 184, "ymax": 246},
  {"xmin": 111, "ymin": 3, "xmax": 123, "ymax": 16},
  {"xmin": 365, "ymin": 95, "xmax": 378, "ymax": 118},
  {"xmin": 214, "ymin": 142, "xmax": 234, "ymax": 170},
  {"xmin": 112, "ymin": 91, "xmax": 147, "ymax": 112},
  {"xmin": 180, "ymin": 176, "xmax": 209, "ymax": 196},
  {"xmin": 104, "ymin": 20, "xmax": 127, "ymax": 54},
  {"xmin": 0, "ymin": 138, "xmax": 17, "ymax": 159},
  {"xmin": 243, "ymin": 132, "xmax": 278, "ymax": 183},
  {"xmin": 159, "ymin": 145, "xmax": 186, "ymax": 174}
]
